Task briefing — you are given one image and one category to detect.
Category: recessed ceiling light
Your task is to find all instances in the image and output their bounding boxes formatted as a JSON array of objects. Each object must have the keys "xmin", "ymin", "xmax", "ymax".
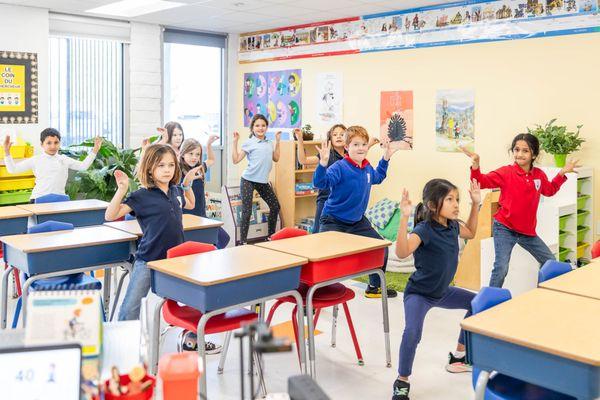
[
  {"xmin": 87, "ymin": 0, "xmax": 184, "ymax": 18},
  {"xmin": 233, "ymin": 2, "xmax": 246, "ymax": 7}
]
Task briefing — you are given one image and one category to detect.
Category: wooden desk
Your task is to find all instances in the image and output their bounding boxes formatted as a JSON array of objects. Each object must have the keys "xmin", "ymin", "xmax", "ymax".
[
  {"xmin": 255, "ymin": 231, "xmax": 392, "ymax": 378},
  {"xmin": 17, "ymin": 199, "xmax": 108, "ymax": 227},
  {"xmin": 462, "ymin": 289, "xmax": 600, "ymax": 399},
  {"xmin": 148, "ymin": 245, "xmax": 308, "ymax": 398},
  {"xmin": 0, "ymin": 206, "xmax": 33, "ymax": 235},
  {"xmin": 539, "ymin": 262, "xmax": 600, "ymax": 301}
]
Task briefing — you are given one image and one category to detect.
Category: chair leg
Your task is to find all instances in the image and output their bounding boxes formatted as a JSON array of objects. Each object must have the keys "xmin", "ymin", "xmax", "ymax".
[
  {"xmin": 265, "ymin": 299, "xmax": 284, "ymax": 326},
  {"xmin": 291, "ymin": 306, "xmax": 302, "ymax": 366},
  {"xmin": 109, "ymin": 269, "xmax": 130, "ymax": 321},
  {"xmin": 14, "ymin": 268, "xmax": 21, "ymax": 298},
  {"xmin": 331, "ymin": 304, "xmax": 339, "ymax": 348},
  {"xmin": 217, "ymin": 331, "xmax": 232, "ymax": 374},
  {"xmin": 313, "ymin": 308, "xmax": 322, "ymax": 328},
  {"xmin": 11, "ymin": 297, "xmax": 22, "ymax": 329},
  {"xmin": 253, "ymin": 347, "xmax": 267, "ymax": 396},
  {"xmin": 342, "ymin": 302, "xmax": 364, "ymax": 366}
]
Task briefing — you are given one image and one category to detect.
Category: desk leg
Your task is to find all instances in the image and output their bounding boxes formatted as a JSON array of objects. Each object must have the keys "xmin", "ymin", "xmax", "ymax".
[
  {"xmin": 474, "ymin": 370, "xmax": 490, "ymax": 400},
  {"xmin": 375, "ymin": 269, "xmax": 392, "ymax": 367},
  {"xmin": 103, "ymin": 268, "xmax": 112, "ymax": 317},
  {"xmin": 197, "ymin": 313, "xmax": 211, "ymax": 400},
  {"xmin": 306, "ymin": 285, "xmax": 317, "ymax": 378},
  {"xmin": 150, "ymin": 298, "xmax": 166, "ymax": 375},
  {"xmin": 290, "ymin": 291, "xmax": 307, "ymax": 375},
  {"xmin": 1, "ymin": 266, "xmax": 14, "ymax": 329}
]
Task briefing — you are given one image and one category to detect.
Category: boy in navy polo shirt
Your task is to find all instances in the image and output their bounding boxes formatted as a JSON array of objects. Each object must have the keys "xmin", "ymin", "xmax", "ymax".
[
  {"xmin": 391, "ymin": 179, "xmax": 480, "ymax": 400},
  {"xmin": 313, "ymin": 125, "xmax": 400, "ymax": 298}
]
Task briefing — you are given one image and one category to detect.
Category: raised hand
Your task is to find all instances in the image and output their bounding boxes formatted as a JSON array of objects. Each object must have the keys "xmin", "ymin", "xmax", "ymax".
[
  {"xmin": 207, "ymin": 135, "xmax": 219, "ymax": 145},
  {"xmin": 3, "ymin": 135, "xmax": 11, "ymax": 155},
  {"xmin": 400, "ymin": 188, "xmax": 412, "ymax": 216},
  {"xmin": 157, "ymin": 127, "xmax": 168, "ymax": 144},
  {"xmin": 93, "ymin": 136, "xmax": 103, "ymax": 153},
  {"xmin": 275, "ymin": 131, "xmax": 282, "ymax": 142},
  {"xmin": 460, "ymin": 146, "xmax": 480, "ymax": 169},
  {"xmin": 316, "ymin": 140, "xmax": 331, "ymax": 167},
  {"xmin": 183, "ymin": 166, "xmax": 203, "ymax": 185},
  {"xmin": 114, "ymin": 170, "xmax": 129, "ymax": 192},
  {"xmin": 233, "ymin": 131, "xmax": 240, "ymax": 142},
  {"xmin": 383, "ymin": 139, "xmax": 402, "ymax": 160},
  {"xmin": 469, "ymin": 178, "xmax": 481, "ymax": 205},
  {"xmin": 141, "ymin": 137, "xmax": 150, "ymax": 151},
  {"xmin": 560, "ymin": 159, "xmax": 581, "ymax": 175}
]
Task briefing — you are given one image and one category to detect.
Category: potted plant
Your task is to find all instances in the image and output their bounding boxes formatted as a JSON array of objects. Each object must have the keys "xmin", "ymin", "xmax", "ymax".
[
  {"xmin": 527, "ymin": 119, "xmax": 585, "ymax": 167},
  {"xmin": 301, "ymin": 124, "xmax": 314, "ymax": 141}
]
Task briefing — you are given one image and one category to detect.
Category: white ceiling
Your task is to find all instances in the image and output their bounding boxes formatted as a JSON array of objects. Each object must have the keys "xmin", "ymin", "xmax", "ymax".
[{"xmin": 1, "ymin": 0, "xmax": 460, "ymax": 34}]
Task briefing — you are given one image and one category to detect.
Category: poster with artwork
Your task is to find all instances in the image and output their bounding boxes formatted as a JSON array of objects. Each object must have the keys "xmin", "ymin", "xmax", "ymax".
[
  {"xmin": 435, "ymin": 89, "xmax": 474, "ymax": 152},
  {"xmin": 0, "ymin": 51, "xmax": 38, "ymax": 124},
  {"xmin": 243, "ymin": 69, "xmax": 301, "ymax": 129},
  {"xmin": 380, "ymin": 91, "xmax": 413, "ymax": 150},
  {"xmin": 316, "ymin": 72, "xmax": 343, "ymax": 124}
]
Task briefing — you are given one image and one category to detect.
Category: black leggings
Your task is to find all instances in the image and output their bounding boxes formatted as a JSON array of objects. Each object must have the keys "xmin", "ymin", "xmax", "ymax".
[{"xmin": 240, "ymin": 177, "xmax": 280, "ymax": 243}]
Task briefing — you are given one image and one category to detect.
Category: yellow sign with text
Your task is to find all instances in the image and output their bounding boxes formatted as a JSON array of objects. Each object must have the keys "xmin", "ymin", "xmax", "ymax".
[{"xmin": 0, "ymin": 64, "xmax": 26, "ymax": 112}]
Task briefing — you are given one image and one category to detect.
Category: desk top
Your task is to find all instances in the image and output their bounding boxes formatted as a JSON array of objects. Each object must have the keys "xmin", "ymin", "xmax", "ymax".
[
  {"xmin": 148, "ymin": 245, "xmax": 307, "ymax": 286},
  {"xmin": 17, "ymin": 199, "xmax": 108, "ymax": 215},
  {"xmin": 105, "ymin": 214, "xmax": 223, "ymax": 237},
  {"xmin": 461, "ymin": 288, "xmax": 600, "ymax": 366},
  {"xmin": 0, "ymin": 225, "xmax": 137, "ymax": 253},
  {"xmin": 539, "ymin": 262, "xmax": 600, "ymax": 301},
  {"xmin": 254, "ymin": 231, "xmax": 391, "ymax": 262},
  {"xmin": 0, "ymin": 205, "xmax": 33, "ymax": 220}
]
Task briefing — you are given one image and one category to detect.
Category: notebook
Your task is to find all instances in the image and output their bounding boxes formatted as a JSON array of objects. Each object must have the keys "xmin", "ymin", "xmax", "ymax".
[{"xmin": 25, "ymin": 290, "xmax": 103, "ymax": 357}]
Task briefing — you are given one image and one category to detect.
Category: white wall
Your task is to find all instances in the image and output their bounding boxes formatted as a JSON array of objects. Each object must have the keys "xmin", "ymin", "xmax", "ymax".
[{"xmin": 0, "ymin": 4, "xmax": 49, "ymax": 147}]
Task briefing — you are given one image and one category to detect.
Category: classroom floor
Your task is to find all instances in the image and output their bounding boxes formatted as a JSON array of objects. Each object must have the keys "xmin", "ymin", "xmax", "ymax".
[{"xmin": 4, "ymin": 270, "xmax": 474, "ymax": 399}]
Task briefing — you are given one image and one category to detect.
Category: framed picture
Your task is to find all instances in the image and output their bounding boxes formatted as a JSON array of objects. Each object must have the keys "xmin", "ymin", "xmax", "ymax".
[{"xmin": 0, "ymin": 51, "xmax": 38, "ymax": 124}]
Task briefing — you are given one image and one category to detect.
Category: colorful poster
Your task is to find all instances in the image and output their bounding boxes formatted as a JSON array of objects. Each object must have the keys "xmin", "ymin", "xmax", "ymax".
[
  {"xmin": 435, "ymin": 89, "xmax": 475, "ymax": 152},
  {"xmin": 243, "ymin": 69, "xmax": 301, "ymax": 129},
  {"xmin": 0, "ymin": 51, "xmax": 38, "ymax": 124},
  {"xmin": 380, "ymin": 91, "xmax": 413, "ymax": 150},
  {"xmin": 316, "ymin": 72, "xmax": 343, "ymax": 124}
]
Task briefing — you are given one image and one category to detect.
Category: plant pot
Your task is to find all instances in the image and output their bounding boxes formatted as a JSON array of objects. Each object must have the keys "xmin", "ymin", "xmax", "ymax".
[{"xmin": 553, "ymin": 153, "xmax": 567, "ymax": 167}]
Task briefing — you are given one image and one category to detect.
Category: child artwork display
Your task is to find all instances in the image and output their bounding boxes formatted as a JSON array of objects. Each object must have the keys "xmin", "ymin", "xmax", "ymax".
[
  {"xmin": 435, "ymin": 89, "xmax": 475, "ymax": 152},
  {"xmin": 380, "ymin": 91, "xmax": 414, "ymax": 150},
  {"xmin": 316, "ymin": 72, "xmax": 343, "ymax": 124},
  {"xmin": 243, "ymin": 69, "xmax": 302, "ymax": 129}
]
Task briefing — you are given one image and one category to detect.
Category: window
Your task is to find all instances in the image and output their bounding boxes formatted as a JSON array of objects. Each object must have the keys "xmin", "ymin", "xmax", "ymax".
[{"xmin": 49, "ymin": 36, "xmax": 124, "ymax": 147}]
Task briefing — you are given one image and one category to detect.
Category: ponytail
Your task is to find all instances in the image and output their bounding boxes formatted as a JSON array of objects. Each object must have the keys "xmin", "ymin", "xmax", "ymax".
[{"xmin": 414, "ymin": 202, "xmax": 426, "ymax": 225}]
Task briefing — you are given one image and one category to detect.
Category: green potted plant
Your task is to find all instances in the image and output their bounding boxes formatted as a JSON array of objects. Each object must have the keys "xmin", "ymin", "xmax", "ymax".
[{"xmin": 527, "ymin": 119, "xmax": 585, "ymax": 167}]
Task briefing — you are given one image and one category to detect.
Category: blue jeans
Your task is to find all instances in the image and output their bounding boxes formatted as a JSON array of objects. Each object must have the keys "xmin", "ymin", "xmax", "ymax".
[
  {"xmin": 312, "ymin": 199, "xmax": 326, "ymax": 234},
  {"xmin": 118, "ymin": 258, "xmax": 151, "ymax": 321},
  {"xmin": 319, "ymin": 214, "xmax": 388, "ymax": 288},
  {"xmin": 490, "ymin": 220, "xmax": 555, "ymax": 288},
  {"xmin": 398, "ymin": 287, "xmax": 474, "ymax": 376}
]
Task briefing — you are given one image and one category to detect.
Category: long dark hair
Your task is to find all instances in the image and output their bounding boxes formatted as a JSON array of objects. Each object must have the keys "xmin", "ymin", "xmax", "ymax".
[
  {"xmin": 164, "ymin": 121, "xmax": 184, "ymax": 145},
  {"xmin": 327, "ymin": 123, "xmax": 347, "ymax": 141},
  {"xmin": 414, "ymin": 179, "xmax": 458, "ymax": 224},
  {"xmin": 509, "ymin": 133, "xmax": 539, "ymax": 167},
  {"xmin": 249, "ymin": 114, "xmax": 268, "ymax": 138}
]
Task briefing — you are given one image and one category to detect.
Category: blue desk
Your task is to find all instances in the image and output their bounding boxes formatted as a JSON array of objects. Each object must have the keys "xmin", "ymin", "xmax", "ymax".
[
  {"xmin": 147, "ymin": 245, "xmax": 308, "ymax": 400},
  {"xmin": 17, "ymin": 199, "xmax": 108, "ymax": 227},
  {"xmin": 0, "ymin": 225, "xmax": 137, "ymax": 328},
  {"xmin": 462, "ymin": 289, "xmax": 600, "ymax": 399},
  {"xmin": 0, "ymin": 206, "xmax": 32, "ymax": 236}
]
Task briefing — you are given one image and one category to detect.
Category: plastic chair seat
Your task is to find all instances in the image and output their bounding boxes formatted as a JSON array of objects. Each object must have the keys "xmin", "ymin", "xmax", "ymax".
[
  {"xmin": 276, "ymin": 283, "xmax": 354, "ymax": 308},
  {"xmin": 163, "ymin": 300, "xmax": 258, "ymax": 334}
]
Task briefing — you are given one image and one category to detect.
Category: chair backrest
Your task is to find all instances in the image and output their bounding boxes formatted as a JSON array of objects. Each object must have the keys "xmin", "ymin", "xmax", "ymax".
[
  {"xmin": 125, "ymin": 214, "xmax": 136, "ymax": 221},
  {"xmin": 167, "ymin": 241, "xmax": 216, "ymax": 259},
  {"xmin": 28, "ymin": 220, "xmax": 74, "ymax": 234},
  {"xmin": 471, "ymin": 286, "xmax": 512, "ymax": 315},
  {"xmin": 34, "ymin": 194, "xmax": 70, "ymax": 204},
  {"xmin": 270, "ymin": 227, "xmax": 308, "ymax": 241},
  {"xmin": 592, "ymin": 240, "xmax": 600, "ymax": 259},
  {"xmin": 538, "ymin": 260, "xmax": 572, "ymax": 284}
]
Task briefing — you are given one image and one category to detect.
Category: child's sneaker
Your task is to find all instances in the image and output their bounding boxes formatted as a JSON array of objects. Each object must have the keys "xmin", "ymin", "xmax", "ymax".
[
  {"xmin": 445, "ymin": 352, "xmax": 472, "ymax": 373},
  {"xmin": 365, "ymin": 285, "xmax": 398, "ymax": 298},
  {"xmin": 181, "ymin": 331, "xmax": 222, "ymax": 354},
  {"xmin": 392, "ymin": 379, "xmax": 410, "ymax": 400}
]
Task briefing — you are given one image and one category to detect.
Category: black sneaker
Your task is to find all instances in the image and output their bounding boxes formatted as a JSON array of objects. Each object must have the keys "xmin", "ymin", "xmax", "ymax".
[
  {"xmin": 446, "ymin": 352, "xmax": 472, "ymax": 373},
  {"xmin": 365, "ymin": 285, "xmax": 398, "ymax": 298},
  {"xmin": 181, "ymin": 331, "xmax": 222, "ymax": 354},
  {"xmin": 392, "ymin": 379, "xmax": 410, "ymax": 400}
]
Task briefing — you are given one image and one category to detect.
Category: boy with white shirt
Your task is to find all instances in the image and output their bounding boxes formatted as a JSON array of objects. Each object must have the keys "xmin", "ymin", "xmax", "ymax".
[{"xmin": 3, "ymin": 128, "xmax": 102, "ymax": 201}]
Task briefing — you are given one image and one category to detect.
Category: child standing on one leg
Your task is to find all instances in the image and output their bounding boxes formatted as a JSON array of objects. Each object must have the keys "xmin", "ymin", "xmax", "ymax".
[{"xmin": 392, "ymin": 179, "xmax": 481, "ymax": 400}]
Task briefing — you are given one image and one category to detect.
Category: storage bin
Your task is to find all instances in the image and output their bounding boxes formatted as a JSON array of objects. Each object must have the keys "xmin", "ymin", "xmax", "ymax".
[
  {"xmin": 577, "ymin": 178, "xmax": 589, "ymax": 193},
  {"xmin": 577, "ymin": 211, "xmax": 590, "ymax": 226},
  {"xmin": 558, "ymin": 247, "xmax": 570, "ymax": 262},
  {"xmin": 0, "ymin": 165, "xmax": 33, "ymax": 178},
  {"xmin": 576, "ymin": 242, "xmax": 590, "ymax": 259},
  {"xmin": 0, "ymin": 137, "xmax": 29, "ymax": 159},
  {"xmin": 558, "ymin": 231, "xmax": 569, "ymax": 247},
  {"xmin": 577, "ymin": 195, "xmax": 590, "ymax": 210},
  {"xmin": 0, "ymin": 189, "xmax": 32, "ymax": 205},
  {"xmin": 577, "ymin": 226, "xmax": 590, "ymax": 242},
  {"xmin": 0, "ymin": 177, "xmax": 35, "ymax": 191},
  {"xmin": 559, "ymin": 215, "xmax": 571, "ymax": 230}
]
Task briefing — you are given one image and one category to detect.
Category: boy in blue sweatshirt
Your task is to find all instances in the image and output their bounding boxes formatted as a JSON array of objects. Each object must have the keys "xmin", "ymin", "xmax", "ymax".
[{"xmin": 313, "ymin": 125, "xmax": 400, "ymax": 298}]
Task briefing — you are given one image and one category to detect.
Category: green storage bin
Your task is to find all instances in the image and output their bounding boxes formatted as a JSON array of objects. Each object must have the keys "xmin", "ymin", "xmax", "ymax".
[
  {"xmin": 0, "ymin": 189, "xmax": 32, "ymax": 205},
  {"xmin": 558, "ymin": 230, "xmax": 569, "ymax": 247},
  {"xmin": 576, "ymin": 242, "xmax": 590, "ymax": 259},
  {"xmin": 577, "ymin": 226, "xmax": 590, "ymax": 242},
  {"xmin": 558, "ymin": 247, "xmax": 570, "ymax": 262},
  {"xmin": 577, "ymin": 178, "xmax": 589, "ymax": 193},
  {"xmin": 559, "ymin": 215, "xmax": 571, "ymax": 230},
  {"xmin": 577, "ymin": 211, "xmax": 590, "ymax": 226},
  {"xmin": 577, "ymin": 195, "xmax": 590, "ymax": 210}
]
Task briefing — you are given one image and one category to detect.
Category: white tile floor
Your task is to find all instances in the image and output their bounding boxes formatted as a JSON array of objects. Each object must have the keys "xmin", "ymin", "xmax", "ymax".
[{"xmin": 5, "ymin": 269, "xmax": 474, "ymax": 400}]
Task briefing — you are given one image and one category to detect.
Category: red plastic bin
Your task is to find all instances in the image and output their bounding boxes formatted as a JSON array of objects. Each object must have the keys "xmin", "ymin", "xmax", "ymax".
[
  {"xmin": 104, "ymin": 374, "xmax": 155, "ymax": 400},
  {"xmin": 158, "ymin": 352, "xmax": 199, "ymax": 400}
]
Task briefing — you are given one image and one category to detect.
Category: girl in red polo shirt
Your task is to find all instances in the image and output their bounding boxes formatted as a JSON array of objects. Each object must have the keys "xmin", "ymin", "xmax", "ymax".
[{"xmin": 462, "ymin": 133, "xmax": 579, "ymax": 287}]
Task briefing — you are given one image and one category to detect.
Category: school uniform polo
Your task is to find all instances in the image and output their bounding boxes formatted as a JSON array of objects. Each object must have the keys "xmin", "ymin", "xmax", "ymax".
[
  {"xmin": 315, "ymin": 149, "xmax": 345, "ymax": 204},
  {"xmin": 405, "ymin": 219, "xmax": 460, "ymax": 299},
  {"xmin": 124, "ymin": 184, "xmax": 186, "ymax": 262},
  {"xmin": 183, "ymin": 162, "xmax": 207, "ymax": 218},
  {"xmin": 241, "ymin": 136, "xmax": 274, "ymax": 184},
  {"xmin": 471, "ymin": 163, "xmax": 567, "ymax": 236}
]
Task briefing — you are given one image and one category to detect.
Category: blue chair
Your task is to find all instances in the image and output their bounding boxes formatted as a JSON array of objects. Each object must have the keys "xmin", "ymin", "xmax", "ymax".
[
  {"xmin": 11, "ymin": 221, "xmax": 103, "ymax": 328},
  {"xmin": 34, "ymin": 193, "xmax": 70, "ymax": 204},
  {"xmin": 471, "ymin": 287, "xmax": 575, "ymax": 399},
  {"xmin": 125, "ymin": 214, "xmax": 136, "ymax": 221},
  {"xmin": 538, "ymin": 260, "xmax": 572, "ymax": 284}
]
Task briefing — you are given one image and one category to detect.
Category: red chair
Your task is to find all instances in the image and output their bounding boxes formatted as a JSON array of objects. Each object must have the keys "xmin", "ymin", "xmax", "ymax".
[
  {"xmin": 161, "ymin": 241, "xmax": 259, "ymax": 374},
  {"xmin": 266, "ymin": 228, "xmax": 364, "ymax": 365},
  {"xmin": 592, "ymin": 240, "xmax": 600, "ymax": 259}
]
